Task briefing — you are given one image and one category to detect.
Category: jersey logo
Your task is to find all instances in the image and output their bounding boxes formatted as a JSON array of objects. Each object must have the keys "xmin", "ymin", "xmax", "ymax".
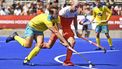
[{"xmin": 97, "ymin": 13, "xmax": 102, "ymax": 16}]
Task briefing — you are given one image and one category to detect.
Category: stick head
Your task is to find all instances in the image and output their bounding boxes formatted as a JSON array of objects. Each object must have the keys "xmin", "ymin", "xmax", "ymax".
[
  {"xmin": 89, "ymin": 64, "xmax": 93, "ymax": 68},
  {"xmin": 102, "ymin": 48, "xmax": 107, "ymax": 53}
]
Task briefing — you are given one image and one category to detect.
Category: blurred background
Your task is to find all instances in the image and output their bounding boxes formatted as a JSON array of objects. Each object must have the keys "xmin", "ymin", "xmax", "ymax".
[{"xmin": 0, "ymin": 0, "xmax": 122, "ymax": 38}]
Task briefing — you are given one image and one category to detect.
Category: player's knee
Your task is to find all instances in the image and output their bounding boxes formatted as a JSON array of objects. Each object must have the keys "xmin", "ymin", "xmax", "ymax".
[
  {"xmin": 24, "ymin": 43, "xmax": 32, "ymax": 48},
  {"xmin": 47, "ymin": 46, "xmax": 53, "ymax": 49},
  {"xmin": 70, "ymin": 40, "xmax": 76, "ymax": 47},
  {"xmin": 105, "ymin": 33, "xmax": 110, "ymax": 38},
  {"xmin": 72, "ymin": 40, "xmax": 76, "ymax": 44},
  {"xmin": 25, "ymin": 46, "xmax": 31, "ymax": 48},
  {"xmin": 96, "ymin": 34, "xmax": 100, "ymax": 38},
  {"xmin": 36, "ymin": 43, "xmax": 43, "ymax": 48}
]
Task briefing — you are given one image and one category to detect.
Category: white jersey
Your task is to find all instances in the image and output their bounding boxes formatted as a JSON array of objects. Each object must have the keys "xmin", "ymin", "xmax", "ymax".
[{"xmin": 59, "ymin": 6, "xmax": 78, "ymax": 18}]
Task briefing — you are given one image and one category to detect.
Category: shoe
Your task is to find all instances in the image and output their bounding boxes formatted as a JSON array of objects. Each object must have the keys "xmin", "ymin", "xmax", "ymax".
[
  {"xmin": 110, "ymin": 46, "xmax": 114, "ymax": 50},
  {"xmin": 23, "ymin": 57, "xmax": 34, "ymax": 66},
  {"xmin": 63, "ymin": 61, "xmax": 74, "ymax": 66},
  {"xmin": 95, "ymin": 47, "xmax": 102, "ymax": 50},
  {"xmin": 6, "ymin": 32, "xmax": 18, "ymax": 43},
  {"xmin": 23, "ymin": 61, "xmax": 35, "ymax": 66},
  {"xmin": 102, "ymin": 48, "xmax": 107, "ymax": 53}
]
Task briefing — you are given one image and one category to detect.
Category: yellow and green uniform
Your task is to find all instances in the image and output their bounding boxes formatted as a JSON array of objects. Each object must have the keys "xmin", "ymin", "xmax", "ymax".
[
  {"xmin": 92, "ymin": 6, "xmax": 112, "ymax": 46},
  {"xmin": 92, "ymin": 6, "xmax": 112, "ymax": 33},
  {"xmin": 23, "ymin": 14, "xmax": 60, "ymax": 38},
  {"xmin": 14, "ymin": 13, "xmax": 60, "ymax": 63},
  {"xmin": 15, "ymin": 13, "xmax": 60, "ymax": 46},
  {"xmin": 92, "ymin": 6, "xmax": 112, "ymax": 26},
  {"xmin": 29, "ymin": 14, "xmax": 59, "ymax": 32}
]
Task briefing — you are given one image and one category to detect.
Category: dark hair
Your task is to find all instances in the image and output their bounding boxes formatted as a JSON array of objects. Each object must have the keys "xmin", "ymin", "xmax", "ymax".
[{"xmin": 48, "ymin": 6, "xmax": 58, "ymax": 14}]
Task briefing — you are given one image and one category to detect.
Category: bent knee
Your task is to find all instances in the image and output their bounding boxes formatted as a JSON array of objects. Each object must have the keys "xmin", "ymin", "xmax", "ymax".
[
  {"xmin": 36, "ymin": 43, "xmax": 43, "ymax": 48},
  {"xmin": 25, "ymin": 46, "xmax": 31, "ymax": 48},
  {"xmin": 24, "ymin": 43, "xmax": 32, "ymax": 48}
]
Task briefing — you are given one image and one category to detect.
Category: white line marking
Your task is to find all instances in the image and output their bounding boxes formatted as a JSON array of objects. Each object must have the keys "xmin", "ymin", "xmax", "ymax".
[{"xmin": 54, "ymin": 50, "xmax": 120, "ymax": 69}]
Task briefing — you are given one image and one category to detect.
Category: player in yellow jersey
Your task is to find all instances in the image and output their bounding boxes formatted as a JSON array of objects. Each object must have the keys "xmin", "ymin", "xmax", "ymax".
[
  {"xmin": 91, "ymin": 0, "xmax": 113, "ymax": 50},
  {"xmin": 6, "ymin": 7, "xmax": 71, "ymax": 65}
]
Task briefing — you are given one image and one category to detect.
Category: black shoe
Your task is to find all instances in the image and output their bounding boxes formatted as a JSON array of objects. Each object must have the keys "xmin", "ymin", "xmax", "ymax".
[
  {"xmin": 110, "ymin": 46, "xmax": 114, "ymax": 50},
  {"xmin": 23, "ymin": 57, "xmax": 35, "ymax": 66},
  {"xmin": 23, "ymin": 61, "xmax": 35, "ymax": 66},
  {"xmin": 6, "ymin": 32, "xmax": 18, "ymax": 43},
  {"xmin": 102, "ymin": 48, "xmax": 107, "ymax": 53},
  {"xmin": 95, "ymin": 48, "xmax": 102, "ymax": 50}
]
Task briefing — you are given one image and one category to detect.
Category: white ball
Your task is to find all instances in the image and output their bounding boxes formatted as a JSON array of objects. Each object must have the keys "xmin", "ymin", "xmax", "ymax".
[{"xmin": 89, "ymin": 64, "xmax": 92, "ymax": 68}]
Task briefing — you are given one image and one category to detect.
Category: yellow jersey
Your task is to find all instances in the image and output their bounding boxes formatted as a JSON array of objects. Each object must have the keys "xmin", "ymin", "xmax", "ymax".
[
  {"xmin": 92, "ymin": 6, "xmax": 112, "ymax": 26},
  {"xmin": 29, "ymin": 14, "xmax": 60, "ymax": 31}
]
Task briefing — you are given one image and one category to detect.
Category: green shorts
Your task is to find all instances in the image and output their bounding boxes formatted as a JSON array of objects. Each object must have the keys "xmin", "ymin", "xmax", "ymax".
[
  {"xmin": 24, "ymin": 24, "xmax": 43, "ymax": 38},
  {"xmin": 95, "ymin": 25, "xmax": 109, "ymax": 33}
]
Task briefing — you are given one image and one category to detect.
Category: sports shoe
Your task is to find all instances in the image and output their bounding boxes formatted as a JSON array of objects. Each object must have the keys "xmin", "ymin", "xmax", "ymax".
[
  {"xmin": 23, "ymin": 57, "xmax": 34, "ymax": 66},
  {"xmin": 110, "ymin": 46, "xmax": 114, "ymax": 50},
  {"xmin": 6, "ymin": 32, "xmax": 18, "ymax": 43},
  {"xmin": 102, "ymin": 48, "xmax": 107, "ymax": 53},
  {"xmin": 63, "ymin": 61, "xmax": 74, "ymax": 66},
  {"xmin": 95, "ymin": 47, "xmax": 102, "ymax": 50}
]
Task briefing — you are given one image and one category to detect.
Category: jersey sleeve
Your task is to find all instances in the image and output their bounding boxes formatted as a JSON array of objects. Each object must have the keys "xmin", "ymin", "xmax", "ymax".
[
  {"xmin": 44, "ymin": 18, "xmax": 53, "ymax": 28},
  {"xmin": 59, "ymin": 6, "xmax": 70, "ymax": 16}
]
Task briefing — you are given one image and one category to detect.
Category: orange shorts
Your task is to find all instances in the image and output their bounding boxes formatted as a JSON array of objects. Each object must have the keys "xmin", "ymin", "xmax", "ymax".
[{"xmin": 63, "ymin": 29, "xmax": 74, "ymax": 39}]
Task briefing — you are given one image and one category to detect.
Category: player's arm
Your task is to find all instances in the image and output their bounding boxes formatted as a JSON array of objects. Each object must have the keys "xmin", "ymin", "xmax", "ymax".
[
  {"xmin": 43, "ymin": 33, "xmax": 57, "ymax": 49},
  {"xmin": 48, "ymin": 26, "xmax": 70, "ymax": 47},
  {"xmin": 73, "ymin": 16, "xmax": 81, "ymax": 38},
  {"xmin": 43, "ymin": 18, "xmax": 63, "ymax": 49},
  {"xmin": 91, "ymin": 9, "xmax": 96, "ymax": 23},
  {"xmin": 59, "ymin": 6, "xmax": 68, "ymax": 17},
  {"xmin": 105, "ymin": 6, "xmax": 112, "ymax": 21}
]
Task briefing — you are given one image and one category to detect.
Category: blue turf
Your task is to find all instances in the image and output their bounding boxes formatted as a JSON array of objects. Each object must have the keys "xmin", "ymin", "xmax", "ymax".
[{"xmin": 0, "ymin": 37, "xmax": 122, "ymax": 69}]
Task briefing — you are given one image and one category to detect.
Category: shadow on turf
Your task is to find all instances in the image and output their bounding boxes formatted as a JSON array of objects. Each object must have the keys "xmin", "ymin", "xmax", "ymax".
[
  {"xmin": 76, "ymin": 63, "xmax": 118, "ymax": 66},
  {"xmin": 0, "ymin": 58, "xmax": 24, "ymax": 60},
  {"xmin": 26, "ymin": 63, "xmax": 63, "ymax": 66}
]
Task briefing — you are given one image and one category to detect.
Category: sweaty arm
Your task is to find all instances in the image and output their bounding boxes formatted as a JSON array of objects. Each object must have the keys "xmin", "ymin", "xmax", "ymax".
[
  {"xmin": 105, "ymin": 6, "xmax": 112, "ymax": 21},
  {"xmin": 48, "ymin": 26, "xmax": 70, "ymax": 47},
  {"xmin": 91, "ymin": 9, "xmax": 96, "ymax": 23}
]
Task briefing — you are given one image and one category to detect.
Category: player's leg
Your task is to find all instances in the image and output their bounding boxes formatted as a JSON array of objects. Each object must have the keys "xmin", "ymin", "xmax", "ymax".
[
  {"xmin": 62, "ymin": 30, "xmax": 75, "ymax": 66},
  {"xmin": 84, "ymin": 25, "xmax": 89, "ymax": 38},
  {"xmin": 95, "ymin": 26, "xmax": 102, "ymax": 50},
  {"xmin": 87, "ymin": 30, "xmax": 90, "ymax": 38},
  {"xmin": 63, "ymin": 37, "xmax": 75, "ymax": 66},
  {"xmin": 15, "ymin": 36, "xmax": 34, "ymax": 48},
  {"xmin": 102, "ymin": 25, "xmax": 113, "ymax": 50},
  {"xmin": 6, "ymin": 25, "xmax": 35, "ymax": 48},
  {"xmin": 81, "ymin": 26, "xmax": 85, "ymax": 37},
  {"xmin": 42, "ymin": 33, "xmax": 57, "ymax": 49},
  {"xmin": 23, "ymin": 34, "xmax": 44, "ymax": 65}
]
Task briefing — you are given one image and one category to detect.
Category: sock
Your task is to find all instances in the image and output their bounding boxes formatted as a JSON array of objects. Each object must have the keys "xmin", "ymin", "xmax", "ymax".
[
  {"xmin": 14, "ymin": 36, "xmax": 26, "ymax": 47},
  {"xmin": 65, "ymin": 48, "xmax": 73, "ymax": 62},
  {"xmin": 25, "ymin": 47, "xmax": 41, "ymax": 62},
  {"xmin": 108, "ymin": 38, "xmax": 112, "ymax": 47},
  {"xmin": 96, "ymin": 37, "xmax": 100, "ymax": 47}
]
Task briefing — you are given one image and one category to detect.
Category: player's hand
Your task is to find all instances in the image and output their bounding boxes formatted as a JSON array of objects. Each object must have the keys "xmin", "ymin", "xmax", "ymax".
[
  {"xmin": 60, "ymin": 41, "xmax": 67, "ymax": 46},
  {"xmin": 60, "ymin": 41, "xmax": 70, "ymax": 47},
  {"xmin": 76, "ymin": 31, "xmax": 82, "ymax": 38},
  {"xmin": 101, "ymin": 20, "xmax": 108, "ymax": 23},
  {"xmin": 79, "ymin": 22, "xmax": 83, "ymax": 25}
]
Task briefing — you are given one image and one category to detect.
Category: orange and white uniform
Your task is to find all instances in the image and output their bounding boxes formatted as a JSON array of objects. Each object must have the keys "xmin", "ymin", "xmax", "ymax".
[{"xmin": 59, "ymin": 6, "xmax": 78, "ymax": 39}]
